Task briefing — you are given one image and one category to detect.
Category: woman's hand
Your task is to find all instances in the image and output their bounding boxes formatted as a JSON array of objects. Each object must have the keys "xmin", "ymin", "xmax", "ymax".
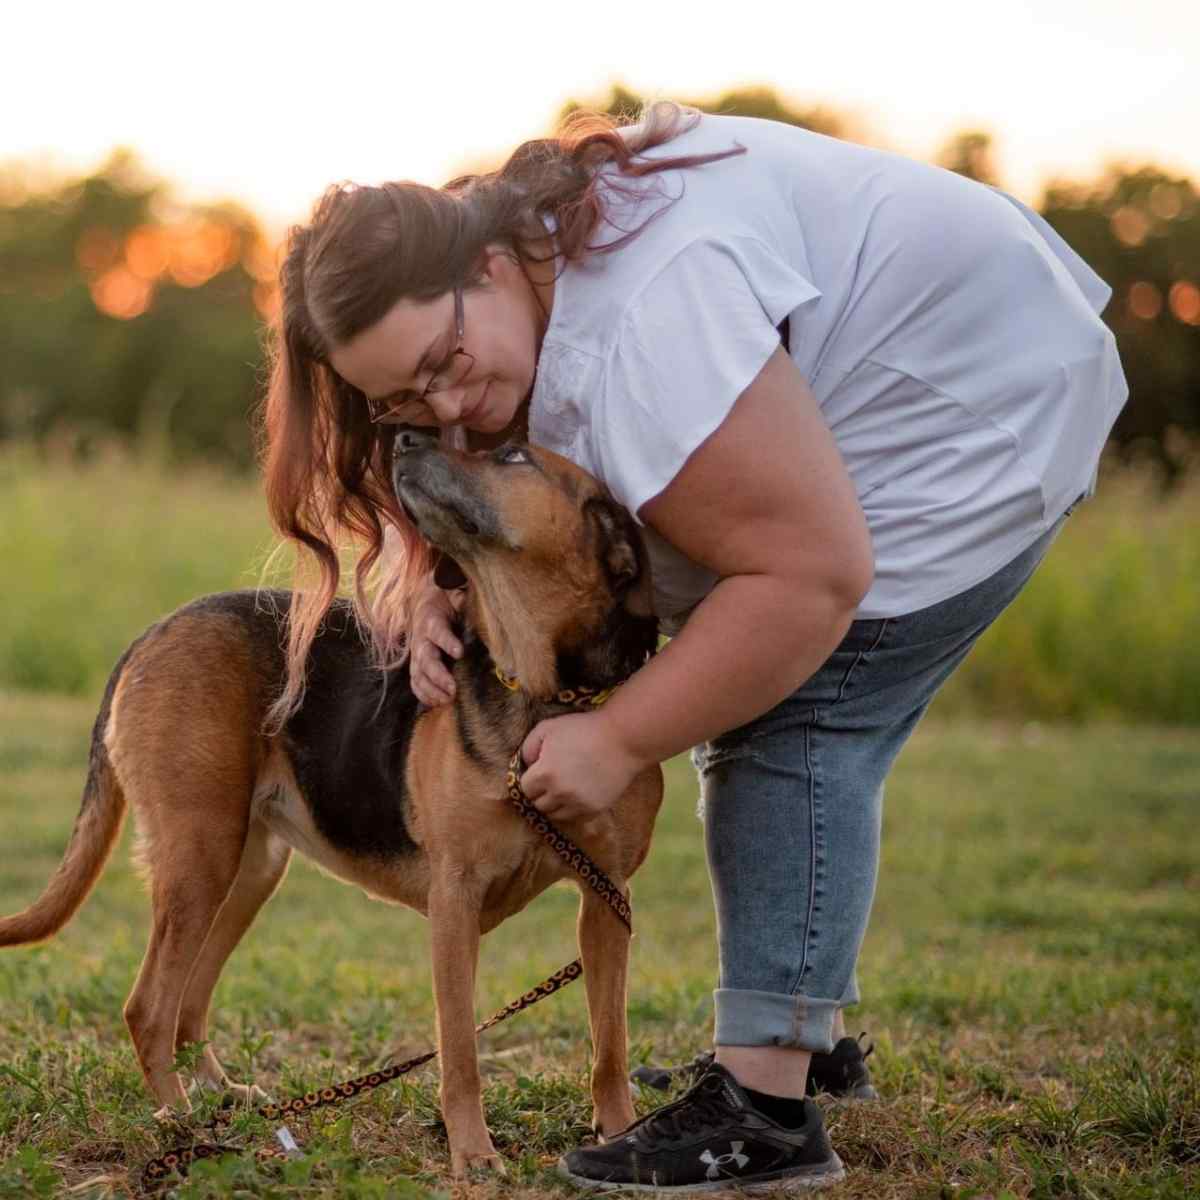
[
  {"xmin": 408, "ymin": 577, "xmax": 467, "ymax": 707},
  {"xmin": 519, "ymin": 711, "xmax": 648, "ymax": 825}
]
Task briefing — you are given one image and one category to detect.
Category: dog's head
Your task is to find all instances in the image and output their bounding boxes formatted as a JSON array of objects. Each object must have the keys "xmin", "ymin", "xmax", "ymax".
[{"xmin": 392, "ymin": 428, "xmax": 655, "ymax": 698}]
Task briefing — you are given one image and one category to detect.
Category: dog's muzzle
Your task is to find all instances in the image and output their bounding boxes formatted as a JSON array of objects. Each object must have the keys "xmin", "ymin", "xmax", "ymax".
[{"xmin": 391, "ymin": 429, "xmax": 500, "ymax": 549}]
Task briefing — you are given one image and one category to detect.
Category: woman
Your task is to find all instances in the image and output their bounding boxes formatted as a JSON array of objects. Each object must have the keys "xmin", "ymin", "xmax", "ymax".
[{"xmin": 263, "ymin": 102, "xmax": 1126, "ymax": 1191}]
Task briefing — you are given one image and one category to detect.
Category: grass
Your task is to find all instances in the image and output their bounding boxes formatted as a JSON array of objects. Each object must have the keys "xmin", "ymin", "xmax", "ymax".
[
  {"xmin": 1, "ymin": 442, "xmax": 1197, "ymax": 1193},
  {"xmin": 0, "ymin": 443, "xmax": 276, "ymax": 697},
  {"xmin": 935, "ymin": 466, "xmax": 1200, "ymax": 724},
  {"xmin": 2, "ymin": 444, "xmax": 1198, "ymax": 723},
  {"xmin": 1, "ymin": 692, "xmax": 1197, "ymax": 1197}
]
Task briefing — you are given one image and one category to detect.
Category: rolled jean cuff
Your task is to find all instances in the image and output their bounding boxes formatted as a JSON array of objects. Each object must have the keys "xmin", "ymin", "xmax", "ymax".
[{"xmin": 713, "ymin": 988, "xmax": 840, "ymax": 1053}]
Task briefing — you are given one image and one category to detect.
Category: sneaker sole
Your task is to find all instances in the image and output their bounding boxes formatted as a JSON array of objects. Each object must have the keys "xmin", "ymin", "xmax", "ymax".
[
  {"xmin": 636, "ymin": 1077, "xmax": 878, "ymax": 1102},
  {"xmin": 816, "ymin": 1083, "xmax": 879, "ymax": 1103},
  {"xmin": 557, "ymin": 1152, "xmax": 845, "ymax": 1193}
]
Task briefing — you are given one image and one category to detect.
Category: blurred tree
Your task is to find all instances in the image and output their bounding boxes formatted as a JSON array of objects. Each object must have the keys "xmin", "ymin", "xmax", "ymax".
[
  {"xmin": 1, "ymin": 112, "xmax": 1196, "ymax": 483},
  {"xmin": 1040, "ymin": 165, "xmax": 1200, "ymax": 481},
  {"xmin": 0, "ymin": 149, "xmax": 276, "ymax": 469},
  {"xmin": 559, "ymin": 82, "xmax": 850, "ymax": 139},
  {"xmin": 937, "ymin": 130, "xmax": 1000, "ymax": 185}
]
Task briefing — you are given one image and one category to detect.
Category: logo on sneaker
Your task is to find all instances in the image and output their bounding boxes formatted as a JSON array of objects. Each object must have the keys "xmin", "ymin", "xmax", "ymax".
[{"xmin": 699, "ymin": 1141, "xmax": 749, "ymax": 1179}]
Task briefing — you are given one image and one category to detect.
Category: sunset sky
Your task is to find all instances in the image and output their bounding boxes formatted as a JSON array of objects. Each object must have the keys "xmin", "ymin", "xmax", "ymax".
[{"xmin": 4, "ymin": 0, "xmax": 1197, "ymax": 234}]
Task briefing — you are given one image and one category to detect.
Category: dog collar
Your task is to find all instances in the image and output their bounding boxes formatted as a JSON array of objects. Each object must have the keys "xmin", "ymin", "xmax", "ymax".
[{"xmin": 493, "ymin": 664, "xmax": 622, "ymax": 709}]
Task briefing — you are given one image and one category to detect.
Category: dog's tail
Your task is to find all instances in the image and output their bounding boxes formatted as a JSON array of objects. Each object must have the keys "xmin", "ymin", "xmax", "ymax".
[{"xmin": 0, "ymin": 664, "xmax": 129, "ymax": 947}]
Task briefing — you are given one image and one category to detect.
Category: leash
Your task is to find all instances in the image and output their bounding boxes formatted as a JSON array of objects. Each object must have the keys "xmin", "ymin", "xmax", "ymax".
[{"xmin": 141, "ymin": 677, "xmax": 630, "ymax": 1190}]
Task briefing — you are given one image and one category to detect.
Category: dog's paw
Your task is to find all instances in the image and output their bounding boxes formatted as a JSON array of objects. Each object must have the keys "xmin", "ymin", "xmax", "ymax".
[
  {"xmin": 451, "ymin": 1149, "xmax": 506, "ymax": 1178},
  {"xmin": 188, "ymin": 1076, "xmax": 273, "ymax": 1109},
  {"xmin": 593, "ymin": 1105, "xmax": 636, "ymax": 1144},
  {"xmin": 225, "ymin": 1081, "xmax": 273, "ymax": 1106},
  {"xmin": 152, "ymin": 1101, "xmax": 193, "ymax": 1126}
]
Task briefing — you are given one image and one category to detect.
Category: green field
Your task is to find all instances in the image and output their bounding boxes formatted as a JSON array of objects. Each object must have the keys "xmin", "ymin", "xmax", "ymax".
[
  {"xmin": 2, "ymin": 446, "xmax": 1199, "ymax": 724},
  {"xmin": 0, "ymin": 693, "xmax": 1197, "ymax": 1198}
]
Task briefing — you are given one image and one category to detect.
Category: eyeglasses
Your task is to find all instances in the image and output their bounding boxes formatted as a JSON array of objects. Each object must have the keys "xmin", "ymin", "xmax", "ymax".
[{"xmin": 367, "ymin": 285, "xmax": 476, "ymax": 424}]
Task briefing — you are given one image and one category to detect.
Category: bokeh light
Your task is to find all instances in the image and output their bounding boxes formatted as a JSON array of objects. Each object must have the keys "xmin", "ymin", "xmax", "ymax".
[
  {"xmin": 1127, "ymin": 281, "xmax": 1163, "ymax": 320},
  {"xmin": 124, "ymin": 225, "xmax": 170, "ymax": 280},
  {"xmin": 90, "ymin": 265, "xmax": 154, "ymax": 319},
  {"xmin": 75, "ymin": 218, "xmax": 252, "ymax": 318},
  {"xmin": 1148, "ymin": 182, "xmax": 1184, "ymax": 221},
  {"xmin": 1169, "ymin": 281, "xmax": 1200, "ymax": 325},
  {"xmin": 168, "ymin": 221, "xmax": 239, "ymax": 288},
  {"xmin": 242, "ymin": 237, "xmax": 279, "ymax": 284},
  {"xmin": 1110, "ymin": 206, "xmax": 1150, "ymax": 247}
]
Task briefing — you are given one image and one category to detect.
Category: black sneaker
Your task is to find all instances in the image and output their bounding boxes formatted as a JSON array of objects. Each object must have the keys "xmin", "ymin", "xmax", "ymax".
[
  {"xmin": 808, "ymin": 1033, "xmax": 877, "ymax": 1101},
  {"xmin": 631, "ymin": 1051, "xmax": 717, "ymax": 1092},
  {"xmin": 559, "ymin": 1062, "xmax": 844, "ymax": 1192},
  {"xmin": 632, "ymin": 1033, "xmax": 877, "ymax": 1101}
]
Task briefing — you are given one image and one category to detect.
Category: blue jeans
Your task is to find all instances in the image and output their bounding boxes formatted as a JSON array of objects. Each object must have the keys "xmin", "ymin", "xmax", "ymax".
[{"xmin": 693, "ymin": 518, "xmax": 1067, "ymax": 1053}]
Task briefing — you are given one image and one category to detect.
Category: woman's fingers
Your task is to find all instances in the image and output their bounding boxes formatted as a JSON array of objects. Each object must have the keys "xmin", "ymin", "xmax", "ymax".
[
  {"xmin": 426, "ymin": 624, "xmax": 464, "ymax": 663},
  {"xmin": 414, "ymin": 649, "xmax": 456, "ymax": 703},
  {"xmin": 410, "ymin": 635, "xmax": 455, "ymax": 703},
  {"xmin": 409, "ymin": 589, "xmax": 465, "ymax": 706}
]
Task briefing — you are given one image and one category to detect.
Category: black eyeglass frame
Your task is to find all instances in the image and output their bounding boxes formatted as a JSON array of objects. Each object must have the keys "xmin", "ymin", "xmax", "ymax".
[{"xmin": 367, "ymin": 286, "xmax": 475, "ymax": 424}]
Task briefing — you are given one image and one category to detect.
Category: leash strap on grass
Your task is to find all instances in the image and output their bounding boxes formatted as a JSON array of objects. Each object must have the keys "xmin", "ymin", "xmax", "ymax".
[
  {"xmin": 140, "ymin": 960, "xmax": 584, "ymax": 1188},
  {"xmin": 141, "ymin": 685, "xmax": 632, "ymax": 1190}
]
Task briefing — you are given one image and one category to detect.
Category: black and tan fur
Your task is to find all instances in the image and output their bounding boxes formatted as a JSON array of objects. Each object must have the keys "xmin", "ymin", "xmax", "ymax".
[{"xmin": 0, "ymin": 431, "xmax": 663, "ymax": 1176}]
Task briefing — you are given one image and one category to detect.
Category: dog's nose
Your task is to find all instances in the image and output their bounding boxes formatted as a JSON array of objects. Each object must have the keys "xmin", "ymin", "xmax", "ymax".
[{"xmin": 395, "ymin": 426, "xmax": 439, "ymax": 455}]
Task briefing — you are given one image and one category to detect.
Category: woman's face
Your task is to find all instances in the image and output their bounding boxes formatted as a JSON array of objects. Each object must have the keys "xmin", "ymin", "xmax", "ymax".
[{"xmin": 328, "ymin": 248, "xmax": 545, "ymax": 436}]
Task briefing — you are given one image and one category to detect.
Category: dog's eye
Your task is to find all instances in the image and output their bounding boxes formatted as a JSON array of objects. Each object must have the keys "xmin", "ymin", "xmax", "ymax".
[{"xmin": 499, "ymin": 446, "xmax": 529, "ymax": 465}]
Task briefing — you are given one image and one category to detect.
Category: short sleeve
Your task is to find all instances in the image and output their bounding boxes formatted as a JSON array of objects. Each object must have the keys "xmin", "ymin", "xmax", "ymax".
[{"xmin": 593, "ymin": 237, "xmax": 821, "ymax": 521}]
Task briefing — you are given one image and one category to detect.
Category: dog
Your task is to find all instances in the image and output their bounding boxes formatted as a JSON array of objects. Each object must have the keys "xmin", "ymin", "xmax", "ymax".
[{"xmin": 0, "ymin": 429, "xmax": 663, "ymax": 1176}]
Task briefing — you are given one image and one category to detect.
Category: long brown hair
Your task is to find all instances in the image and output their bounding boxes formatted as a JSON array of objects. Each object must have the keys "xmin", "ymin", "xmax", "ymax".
[{"xmin": 259, "ymin": 100, "xmax": 746, "ymax": 726}]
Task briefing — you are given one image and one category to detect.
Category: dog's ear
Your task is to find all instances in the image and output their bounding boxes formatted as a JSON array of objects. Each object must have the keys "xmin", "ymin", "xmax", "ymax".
[{"xmin": 585, "ymin": 497, "xmax": 654, "ymax": 617}]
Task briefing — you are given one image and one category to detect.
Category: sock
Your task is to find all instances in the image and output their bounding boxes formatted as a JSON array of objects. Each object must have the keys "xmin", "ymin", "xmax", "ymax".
[{"xmin": 742, "ymin": 1085, "xmax": 808, "ymax": 1129}]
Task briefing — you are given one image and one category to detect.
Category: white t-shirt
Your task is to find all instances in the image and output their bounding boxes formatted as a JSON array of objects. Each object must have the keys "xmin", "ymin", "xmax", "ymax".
[{"xmin": 527, "ymin": 113, "xmax": 1127, "ymax": 629}]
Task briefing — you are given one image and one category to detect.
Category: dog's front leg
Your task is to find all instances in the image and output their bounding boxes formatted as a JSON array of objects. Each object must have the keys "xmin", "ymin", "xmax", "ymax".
[
  {"xmin": 428, "ymin": 867, "xmax": 503, "ymax": 1177},
  {"xmin": 578, "ymin": 885, "xmax": 637, "ymax": 1138}
]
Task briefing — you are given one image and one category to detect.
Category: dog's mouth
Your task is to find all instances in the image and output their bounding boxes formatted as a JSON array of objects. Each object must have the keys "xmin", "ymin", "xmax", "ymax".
[
  {"xmin": 394, "ymin": 468, "xmax": 496, "ymax": 590},
  {"xmin": 398, "ymin": 480, "xmax": 485, "ymax": 538},
  {"xmin": 433, "ymin": 552, "xmax": 468, "ymax": 590}
]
